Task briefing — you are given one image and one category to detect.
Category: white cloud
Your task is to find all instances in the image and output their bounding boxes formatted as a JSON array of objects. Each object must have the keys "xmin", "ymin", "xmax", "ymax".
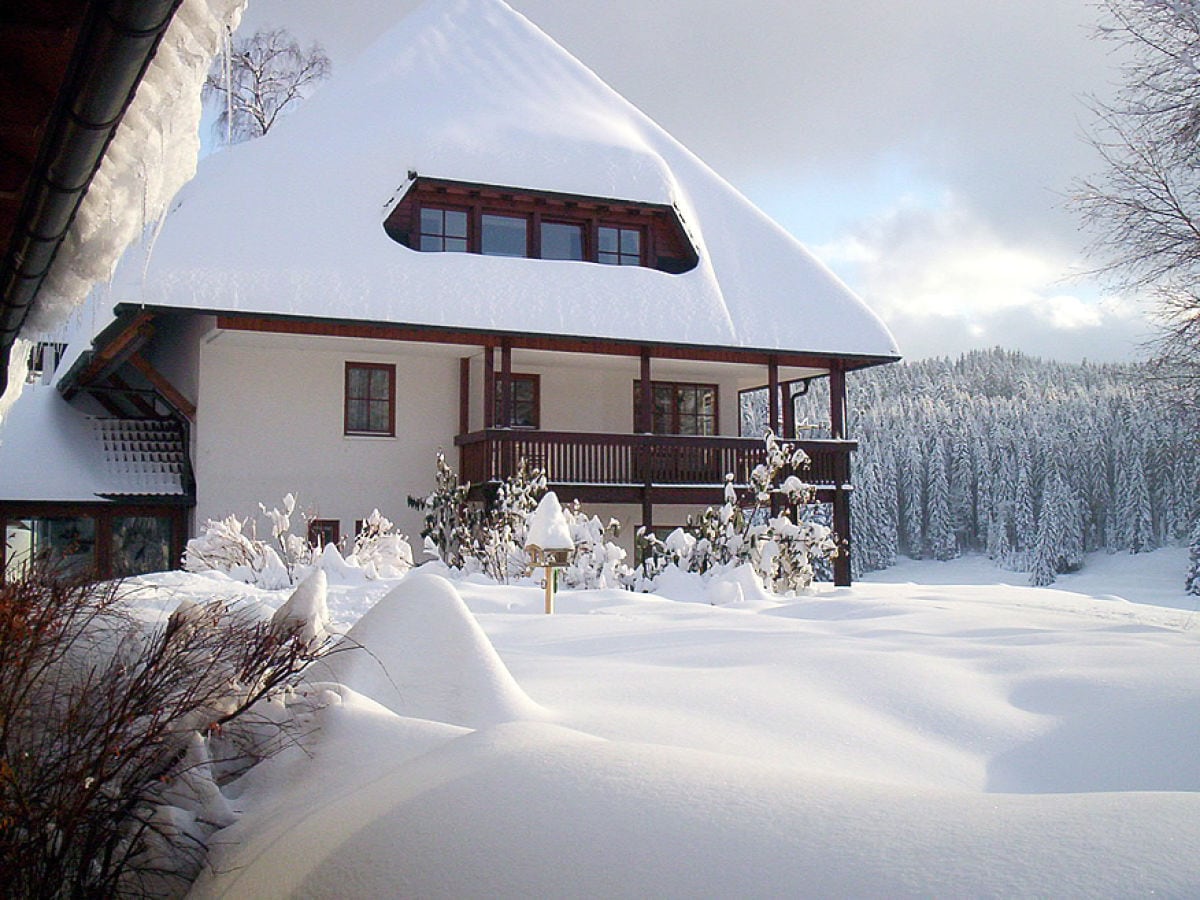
[{"xmin": 817, "ymin": 195, "xmax": 1151, "ymax": 361}]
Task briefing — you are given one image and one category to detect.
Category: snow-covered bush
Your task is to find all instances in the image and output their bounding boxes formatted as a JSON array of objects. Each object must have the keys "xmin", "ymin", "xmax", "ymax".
[
  {"xmin": 635, "ymin": 432, "xmax": 838, "ymax": 594},
  {"xmin": 186, "ymin": 495, "xmax": 412, "ymax": 586},
  {"xmin": 410, "ymin": 452, "xmax": 628, "ymax": 586},
  {"xmin": 560, "ymin": 501, "xmax": 627, "ymax": 589},
  {"xmin": 0, "ymin": 564, "xmax": 337, "ymax": 896},
  {"xmin": 348, "ymin": 509, "xmax": 414, "ymax": 578},
  {"xmin": 183, "ymin": 512, "xmax": 291, "ymax": 588}
]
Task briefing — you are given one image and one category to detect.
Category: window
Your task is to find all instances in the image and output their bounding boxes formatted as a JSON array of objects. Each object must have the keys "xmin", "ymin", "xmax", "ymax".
[
  {"xmin": 419, "ymin": 207, "xmax": 468, "ymax": 252},
  {"xmin": 482, "ymin": 213, "xmax": 528, "ymax": 257},
  {"xmin": 112, "ymin": 515, "xmax": 172, "ymax": 578},
  {"xmin": 599, "ymin": 225, "xmax": 642, "ymax": 266},
  {"xmin": 345, "ymin": 362, "xmax": 395, "ymax": 436},
  {"xmin": 308, "ymin": 519, "xmax": 341, "ymax": 547},
  {"xmin": 541, "ymin": 221, "xmax": 585, "ymax": 260},
  {"xmin": 634, "ymin": 380, "xmax": 718, "ymax": 435},
  {"xmin": 494, "ymin": 373, "xmax": 540, "ymax": 428}
]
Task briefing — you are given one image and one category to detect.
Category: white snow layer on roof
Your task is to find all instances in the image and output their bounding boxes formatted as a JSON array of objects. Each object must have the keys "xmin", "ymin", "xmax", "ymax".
[
  {"xmin": 122, "ymin": 0, "xmax": 899, "ymax": 359},
  {"xmin": 25, "ymin": 0, "xmax": 247, "ymax": 335},
  {"xmin": 0, "ymin": 386, "xmax": 187, "ymax": 501}
]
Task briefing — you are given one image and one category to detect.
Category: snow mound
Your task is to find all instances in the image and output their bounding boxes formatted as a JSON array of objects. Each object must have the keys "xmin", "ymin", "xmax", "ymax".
[
  {"xmin": 315, "ymin": 571, "xmax": 543, "ymax": 728},
  {"xmin": 189, "ymin": 718, "xmax": 1200, "ymax": 899}
]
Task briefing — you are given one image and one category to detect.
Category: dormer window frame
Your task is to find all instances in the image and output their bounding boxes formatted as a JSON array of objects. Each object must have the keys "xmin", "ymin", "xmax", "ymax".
[{"xmin": 386, "ymin": 177, "xmax": 696, "ymax": 273}]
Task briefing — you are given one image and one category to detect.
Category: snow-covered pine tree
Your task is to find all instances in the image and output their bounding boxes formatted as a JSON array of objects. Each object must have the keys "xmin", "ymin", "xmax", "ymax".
[
  {"xmin": 926, "ymin": 436, "xmax": 957, "ymax": 561},
  {"xmin": 1186, "ymin": 519, "xmax": 1200, "ymax": 596}
]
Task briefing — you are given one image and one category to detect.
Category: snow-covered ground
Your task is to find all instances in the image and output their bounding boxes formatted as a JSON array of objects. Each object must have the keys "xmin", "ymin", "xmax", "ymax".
[{"xmin": 123, "ymin": 548, "xmax": 1200, "ymax": 897}]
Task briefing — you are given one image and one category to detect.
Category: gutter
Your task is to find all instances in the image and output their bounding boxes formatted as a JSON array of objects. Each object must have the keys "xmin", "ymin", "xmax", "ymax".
[{"xmin": 0, "ymin": 0, "xmax": 185, "ymax": 396}]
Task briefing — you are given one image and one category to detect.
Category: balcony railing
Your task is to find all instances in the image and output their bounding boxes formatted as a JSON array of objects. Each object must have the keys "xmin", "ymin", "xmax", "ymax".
[{"xmin": 455, "ymin": 429, "xmax": 855, "ymax": 490}]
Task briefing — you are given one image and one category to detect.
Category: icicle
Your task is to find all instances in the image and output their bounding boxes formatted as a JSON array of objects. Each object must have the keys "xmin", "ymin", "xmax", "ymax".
[{"xmin": 224, "ymin": 24, "xmax": 233, "ymax": 145}]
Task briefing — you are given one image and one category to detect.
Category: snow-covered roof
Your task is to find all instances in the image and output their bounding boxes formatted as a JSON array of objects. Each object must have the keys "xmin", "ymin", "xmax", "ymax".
[
  {"xmin": 0, "ymin": 386, "xmax": 188, "ymax": 502},
  {"xmin": 116, "ymin": 0, "xmax": 898, "ymax": 361}
]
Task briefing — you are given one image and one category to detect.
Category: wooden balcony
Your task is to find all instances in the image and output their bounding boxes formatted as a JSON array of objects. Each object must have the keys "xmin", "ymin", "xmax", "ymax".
[{"xmin": 455, "ymin": 429, "xmax": 855, "ymax": 503}]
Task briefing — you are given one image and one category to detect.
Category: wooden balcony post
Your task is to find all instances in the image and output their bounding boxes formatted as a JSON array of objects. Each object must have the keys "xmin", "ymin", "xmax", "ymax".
[
  {"xmin": 782, "ymin": 380, "xmax": 796, "ymax": 439},
  {"xmin": 459, "ymin": 357, "xmax": 471, "ymax": 436},
  {"xmin": 768, "ymin": 355, "xmax": 780, "ymax": 437},
  {"xmin": 483, "ymin": 345, "xmax": 495, "ymax": 429},
  {"xmin": 829, "ymin": 362, "xmax": 846, "ymax": 441},
  {"xmin": 639, "ymin": 349, "xmax": 652, "ymax": 434},
  {"xmin": 833, "ymin": 485, "xmax": 852, "ymax": 587},
  {"xmin": 500, "ymin": 339, "xmax": 513, "ymax": 428}
]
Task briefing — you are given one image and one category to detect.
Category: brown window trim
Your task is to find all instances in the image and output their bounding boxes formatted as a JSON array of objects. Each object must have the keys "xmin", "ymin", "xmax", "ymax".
[
  {"xmin": 633, "ymin": 379, "xmax": 719, "ymax": 435},
  {"xmin": 344, "ymin": 361, "xmax": 396, "ymax": 437},
  {"xmin": 494, "ymin": 372, "xmax": 541, "ymax": 429}
]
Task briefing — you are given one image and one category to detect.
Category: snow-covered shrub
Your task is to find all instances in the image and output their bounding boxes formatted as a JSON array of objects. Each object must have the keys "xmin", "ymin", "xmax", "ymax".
[
  {"xmin": 0, "ymin": 564, "xmax": 338, "ymax": 896},
  {"xmin": 410, "ymin": 452, "xmax": 628, "ymax": 586},
  {"xmin": 559, "ymin": 501, "xmax": 627, "ymax": 589},
  {"xmin": 408, "ymin": 451, "xmax": 480, "ymax": 569},
  {"xmin": 183, "ymin": 513, "xmax": 291, "ymax": 588},
  {"xmin": 635, "ymin": 431, "xmax": 838, "ymax": 594},
  {"xmin": 347, "ymin": 509, "xmax": 414, "ymax": 578}
]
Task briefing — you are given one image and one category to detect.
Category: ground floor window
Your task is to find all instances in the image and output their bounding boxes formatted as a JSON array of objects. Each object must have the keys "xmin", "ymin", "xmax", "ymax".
[
  {"xmin": 2, "ymin": 507, "xmax": 183, "ymax": 582},
  {"xmin": 308, "ymin": 519, "xmax": 341, "ymax": 548}
]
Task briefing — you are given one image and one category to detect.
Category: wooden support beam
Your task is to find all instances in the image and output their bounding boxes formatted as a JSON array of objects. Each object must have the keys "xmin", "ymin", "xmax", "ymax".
[
  {"xmin": 104, "ymin": 371, "xmax": 157, "ymax": 417},
  {"xmin": 483, "ymin": 345, "xmax": 495, "ymax": 429},
  {"xmin": 499, "ymin": 340, "xmax": 513, "ymax": 428},
  {"xmin": 833, "ymin": 487, "xmax": 852, "ymax": 587},
  {"xmin": 68, "ymin": 312, "xmax": 155, "ymax": 394},
  {"xmin": 128, "ymin": 353, "xmax": 196, "ymax": 421},
  {"xmin": 767, "ymin": 355, "xmax": 780, "ymax": 436},
  {"xmin": 639, "ymin": 348, "xmax": 652, "ymax": 434},
  {"xmin": 459, "ymin": 357, "xmax": 471, "ymax": 435},
  {"xmin": 829, "ymin": 363, "xmax": 847, "ymax": 441}
]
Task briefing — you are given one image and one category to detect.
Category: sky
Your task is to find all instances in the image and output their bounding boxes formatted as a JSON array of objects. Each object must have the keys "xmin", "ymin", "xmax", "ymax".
[{"xmin": 231, "ymin": 0, "xmax": 1150, "ymax": 363}]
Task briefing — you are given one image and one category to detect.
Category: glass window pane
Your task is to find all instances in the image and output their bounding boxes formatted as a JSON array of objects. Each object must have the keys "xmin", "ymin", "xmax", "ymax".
[
  {"xmin": 482, "ymin": 214, "xmax": 527, "ymax": 257},
  {"xmin": 541, "ymin": 222, "xmax": 584, "ymax": 260},
  {"xmin": 113, "ymin": 516, "xmax": 172, "ymax": 577},
  {"xmin": 369, "ymin": 368, "xmax": 389, "ymax": 399},
  {"xmin": 620, "ymin": 228, "xmax": 641, "ymax": 255},
  {"xmin": 445, "ymin": 237, "xmax": 468, "ymax": 253},
  {"xmin": 445, "ymin": 209, "xmax": 468, "ymax": 238},
  {"xmin": 420, "ymin": 235, "xmax": 444, "ymax": 251},
  {"xmin": 420, "ymin": 208, "xmax": 443, "ymax": 233},
  {"xmin": 32, "ymin": 517, "xmax": 96, "ymax": 576},
  {"xmin": 369, "ymin": 402, "xmax": 389, "ymax": 432},
  {"xmin": 347, "ymin": 367, "xmax": 368, "ymax": 397},
  {"xmin": 598, "ymin": 226, "xmax": 618, "ymax": 253}
]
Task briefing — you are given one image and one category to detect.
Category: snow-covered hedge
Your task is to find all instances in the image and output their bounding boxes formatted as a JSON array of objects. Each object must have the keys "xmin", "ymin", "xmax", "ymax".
[{"xmin": 184, "ymin": 494, "xmax": 412, "ymax": 587}]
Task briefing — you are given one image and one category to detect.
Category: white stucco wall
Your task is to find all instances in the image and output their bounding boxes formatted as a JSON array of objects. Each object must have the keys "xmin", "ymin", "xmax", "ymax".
[
  {"xmin": 195, "ymin": 329, "xmax": 464, "ymax": 543},
  {"xmin": 193, "ymin": 330, "xmax": 816, "ymax": 550}
]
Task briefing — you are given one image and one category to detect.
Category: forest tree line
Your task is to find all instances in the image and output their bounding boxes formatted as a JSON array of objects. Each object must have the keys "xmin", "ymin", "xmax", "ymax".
[{"xmin": 769, "ymin": 349, "xmax": 1197, "ymax": 585}]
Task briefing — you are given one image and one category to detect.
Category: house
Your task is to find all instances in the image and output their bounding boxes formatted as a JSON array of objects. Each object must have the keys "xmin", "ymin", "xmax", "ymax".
[{"xmin": 0, "ymin": 0, "xmax": 899, "ymax": 585}]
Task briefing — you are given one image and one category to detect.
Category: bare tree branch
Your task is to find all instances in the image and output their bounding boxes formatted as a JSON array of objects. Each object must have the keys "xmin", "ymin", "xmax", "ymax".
[{"xmin": 203, "ymin": 27, "xmax": 331, "ymax": 144}]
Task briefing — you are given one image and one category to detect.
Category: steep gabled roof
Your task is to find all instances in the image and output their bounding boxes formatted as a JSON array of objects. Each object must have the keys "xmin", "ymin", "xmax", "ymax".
[{"xmin": 117, "ymin": 0, "xmax": 899, "ymax": 362}]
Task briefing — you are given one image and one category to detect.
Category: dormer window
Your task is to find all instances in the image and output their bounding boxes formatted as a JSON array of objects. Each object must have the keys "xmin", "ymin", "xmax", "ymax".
[{"xmin": 385, "ymin": 177, "xmax": 698, "ymax": 274}]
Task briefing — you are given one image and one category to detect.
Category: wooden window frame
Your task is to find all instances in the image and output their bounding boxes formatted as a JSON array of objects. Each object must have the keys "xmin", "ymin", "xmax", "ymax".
[
  {"xmin": 598, "ymin": 224, "xmax": 644, "ymax": 266},
  {"xmin": 633, "ymin": 380, "xmax": 719, "ymax": 436},
  {"xmin": 494, "ymin": 372, "xmax": 541, "ymax": 429},
  {"xmin": 344, "ymin": 362, "xmax": 396, "ymax": 437},
  {"xmin": 418, "ymin": 205, "xmax": 470, "ymax": 252}
]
